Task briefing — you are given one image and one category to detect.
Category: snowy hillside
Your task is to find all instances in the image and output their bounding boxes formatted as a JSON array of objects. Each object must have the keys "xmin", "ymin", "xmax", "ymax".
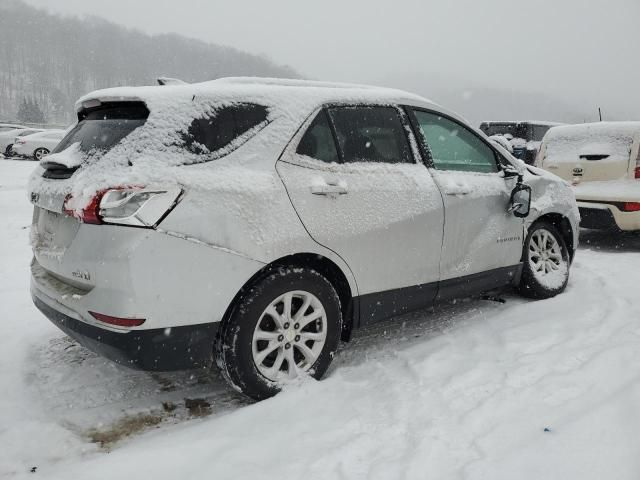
[
  {"xmin": 2, "ymin": 158, "xmax": 640, "ymax": 478},
  {"xmin": 0, "ymin": 0, "xmax": 298, "ymax": 124}
]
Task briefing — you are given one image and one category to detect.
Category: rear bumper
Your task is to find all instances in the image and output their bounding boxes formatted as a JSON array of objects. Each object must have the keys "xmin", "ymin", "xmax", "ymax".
[
  {"xmin": 32, "ymin": 291, "xmax": 218, "ymax": 371},
  {"xmin": 11, "ymin": 144, "xmax": 32, "ymax": 158},
  {"xmin": 577, "ymin": 201, "xmax": 640, "ymax": 231}
]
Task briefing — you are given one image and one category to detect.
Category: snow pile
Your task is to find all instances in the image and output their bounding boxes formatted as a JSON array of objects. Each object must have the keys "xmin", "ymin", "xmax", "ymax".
[{"xmin": 5, "ymin": 160, "xmax": 640, "ymax": 479}]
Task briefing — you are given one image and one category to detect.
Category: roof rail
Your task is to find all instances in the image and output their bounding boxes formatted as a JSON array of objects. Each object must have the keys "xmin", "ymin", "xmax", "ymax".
[
  {"xmin": 157, "ymin": 77, "xmax": 188, "ymax": 86},
  {"xmin": 211, "ymin": 76, "xmax": 376, "ymax": 90}
]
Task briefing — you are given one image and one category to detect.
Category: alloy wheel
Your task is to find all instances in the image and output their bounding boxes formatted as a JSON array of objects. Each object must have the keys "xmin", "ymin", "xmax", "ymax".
[
  {"xmin": 528, "ymin": 228, "xmax": 566, "ymax": 282},
  {"xmin": 252, "ymin": 290, "xmax": 327, "ymax": 382},
  {"xmin": 34, "ymin": 148, "xmax": 47, "ymax": 160}
]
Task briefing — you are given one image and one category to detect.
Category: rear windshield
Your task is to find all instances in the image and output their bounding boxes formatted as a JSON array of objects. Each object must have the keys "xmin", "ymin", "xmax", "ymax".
[
  {"xmin": 545, "ymin": 127, "xmax": 635, "ymax": 162},
  {"xmin": 481, "ymin": 123, "xmax": 528, "ymax": 139},
  {"xmin": 51, "ymin": 100, "xmax": 270, "ymax": 165},
  {"xmin": 53, "ymin": 102, "xmax": 148, "ymax": 155}
]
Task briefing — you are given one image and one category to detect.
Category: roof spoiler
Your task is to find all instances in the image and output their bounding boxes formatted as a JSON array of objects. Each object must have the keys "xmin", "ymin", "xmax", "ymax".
[{"xmin": 157, "ymin": 77, "xmax": 187, "ymax": 86}]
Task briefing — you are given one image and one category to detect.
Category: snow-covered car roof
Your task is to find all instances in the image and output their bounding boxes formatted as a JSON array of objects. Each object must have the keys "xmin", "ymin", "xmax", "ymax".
[
  {"xmin": 76, "ymin": 77, "xmax": 438, "ymax": 114},
  {"xmin": 545, "ymin": 121, "xmax": 640, "ymax": 139}
]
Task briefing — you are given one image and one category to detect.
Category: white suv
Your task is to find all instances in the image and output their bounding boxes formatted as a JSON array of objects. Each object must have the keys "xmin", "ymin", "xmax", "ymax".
[{"xmin": 28, "ymin": 78, "xmax": 579, "ymax": 399}]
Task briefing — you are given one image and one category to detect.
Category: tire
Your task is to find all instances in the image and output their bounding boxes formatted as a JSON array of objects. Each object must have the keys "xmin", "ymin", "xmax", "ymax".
[
  {"xmin": 518, "ymin": 220, "xmax": 570, "ymax": 299},
  {"xmin": 33, "ymin": 148, "xmax": 49, "ymax": 161},
  {"xmin": 216, "ymin": 267, "xmax": 342, "ymax": 400},
  {"xmin": 5, "ymin": 145, "xmax": 13, "ymax": 157}
]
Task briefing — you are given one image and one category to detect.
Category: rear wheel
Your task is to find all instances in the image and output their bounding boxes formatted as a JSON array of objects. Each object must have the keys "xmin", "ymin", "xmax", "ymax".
[
  {"xmin": 33, "ymin": 148, "xmax": 49, "ymax": 161},
  {"xmin": 216, "ymin": 267, "xmax": 342, "ymax": 400},
  {"xmin": 4, "ymin": 144, "xmax": 13, "ymax": 157},
  {"xmin": 518, "ymin": 220, "xmax": 570, "ymax": 299}
]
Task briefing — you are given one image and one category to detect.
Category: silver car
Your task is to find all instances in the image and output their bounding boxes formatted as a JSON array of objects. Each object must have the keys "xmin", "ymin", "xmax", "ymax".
[{"xmin": 28, "ymin": 78, "xmax": 579, "ymax": 399}]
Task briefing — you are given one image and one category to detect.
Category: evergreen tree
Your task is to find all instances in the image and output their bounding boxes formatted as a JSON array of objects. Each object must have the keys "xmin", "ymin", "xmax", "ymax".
[
  {"xmin": 30, "ymin": 98, "xmax": 46, "ymax": 124},
  {"xmin": 15, "ymin": 97, "xmax": 45, "ymax": 123},
  {"xmin": 16, "ymin": 97, "xmax": 29, "ymax": 123}
]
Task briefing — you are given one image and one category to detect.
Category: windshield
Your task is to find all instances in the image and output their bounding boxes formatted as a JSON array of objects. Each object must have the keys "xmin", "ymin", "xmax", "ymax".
[{"xmin": 52, "ymin": 102, "xmax": 148, "ymax": 155}]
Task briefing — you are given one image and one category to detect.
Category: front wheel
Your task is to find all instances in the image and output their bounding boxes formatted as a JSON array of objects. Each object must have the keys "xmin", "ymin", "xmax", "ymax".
[
  {"xmin": 33, "ymin": 148, "xmax": 49, "ymax": 161},
  {"xmin": 518, "ymin": 220, "xmax": 570, "ymax": 299},
  {"xmin": 216, "ymin": 267, "xmax": 342, "ymax": 400}
]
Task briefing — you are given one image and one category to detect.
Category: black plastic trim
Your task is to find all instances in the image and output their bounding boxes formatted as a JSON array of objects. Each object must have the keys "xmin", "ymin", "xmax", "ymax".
[
  {"xmin": 33, "ymin": 294, "xmax": 218, "ymax": 371},
  {"xmin": 578, "ymin": 207, "xmax": 618, "ymax": 230},
  {"xmin": 356, "ymin": 265, "xmax": 522, "ymax": 326},
  {"xmin": 436, "ymin": 265, "xmax": 522, "ymax": 303},
  {"xmin": 357, "ymin": 282, "xmax": 439, "ymax": 326}
]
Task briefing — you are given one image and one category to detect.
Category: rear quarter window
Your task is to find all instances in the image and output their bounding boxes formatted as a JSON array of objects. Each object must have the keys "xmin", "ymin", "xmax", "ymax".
[{"xmin": 180, "ymin": 103, "xmax": 269, "ymax": 160}]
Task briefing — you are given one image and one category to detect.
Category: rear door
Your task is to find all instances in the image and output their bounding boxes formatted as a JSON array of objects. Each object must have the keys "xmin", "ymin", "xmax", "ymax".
[
  {"xmin": 276, "ymin": 106, "xmax": 444, "ymax": 322},
  {"xmin": 407, "ymin": 108, "xmax": 523, "ymax": 294}
]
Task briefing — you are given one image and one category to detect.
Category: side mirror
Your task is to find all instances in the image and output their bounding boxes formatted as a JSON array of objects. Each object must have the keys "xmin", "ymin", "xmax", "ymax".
[{"xmin": 509, "ymin": 183, "xmax": 532, "ymax": 218}]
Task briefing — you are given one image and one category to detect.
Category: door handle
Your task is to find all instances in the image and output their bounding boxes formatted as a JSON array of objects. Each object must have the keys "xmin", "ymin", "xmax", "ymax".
[
  {"xmin": 311, "ymin": 183, "xmax": 348, "ymax": 196},
  {"xmin": 444, "ymin": 188, "xmax": 470, "ymax": 196}
]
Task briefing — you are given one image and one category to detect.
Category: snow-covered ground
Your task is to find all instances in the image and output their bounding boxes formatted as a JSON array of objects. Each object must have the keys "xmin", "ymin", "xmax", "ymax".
[{"xmin": 2, "ymin": 159, "xmax": 640, "ymax": 479}]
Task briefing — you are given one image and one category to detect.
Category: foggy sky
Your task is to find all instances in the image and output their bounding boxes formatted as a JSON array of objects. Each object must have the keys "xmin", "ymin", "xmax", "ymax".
[{"xmin": 23, "ymin": 0, "xmax": 640, "ymax": 121}]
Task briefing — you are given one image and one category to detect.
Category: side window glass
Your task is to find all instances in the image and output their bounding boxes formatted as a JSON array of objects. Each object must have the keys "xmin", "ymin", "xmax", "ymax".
[
  {"xmin": 296, "ymin": 110, "xmax": 339, "ymax": 163},
  {"xmin": 412, "ymin": 110, "xmax": 498, "ymax": 173},
  {"xmin": 328, "ymin": 106, "xmax": 413, "ymax": 164},
  {"xmin": 182, "ymin": 103, "xmax": 268, "ymax": 157}
]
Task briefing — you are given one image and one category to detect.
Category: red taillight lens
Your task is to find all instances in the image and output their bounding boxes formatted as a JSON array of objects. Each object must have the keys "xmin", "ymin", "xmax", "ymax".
[
  {"xmin": 63, "ymin": 191, "xmax": 105, "ymax": 224},
  {"xmin": 62, "ymin": 186, "xmax": 181, "ymax": 227},
  {"xmin": 634, "ymin": 166, "xmax": 640, "ymax": 179},
  {"xmin": 89, "ymin": 311, "xmax": 146, "ymax": 327},
  {"xmin": 623, "ymin": 202, "xmax": 640, "ymax": 212}
]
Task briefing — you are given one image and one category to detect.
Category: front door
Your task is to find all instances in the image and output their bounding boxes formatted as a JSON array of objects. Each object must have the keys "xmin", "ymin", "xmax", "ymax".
[
  {"xmin": 407, "ymin": 108, "xmax": 524, "ymax": 296},
  {"xmin": 277, "ymin": 106, "xmax": 444, "ymax": 323}
]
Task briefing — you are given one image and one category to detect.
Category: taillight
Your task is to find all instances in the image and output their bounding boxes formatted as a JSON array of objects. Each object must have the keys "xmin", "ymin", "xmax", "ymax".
[
  {"xmin": 63, "ymin": 186, "xmax": 182, "ymax": 227},
  {"xmin": 89, "ymin": 311, "xmax": 146, "ymax": 327},
  {"xmin": 623, "ymin": 202, "xmax": 640, "ymax": 212},
  {"xmin": 635, "ymin": 166, "xmax": 640, "ymax": 179},
  {"xmin": 64, "ymin": 191, "xmax": 104, "ymax": 224}
]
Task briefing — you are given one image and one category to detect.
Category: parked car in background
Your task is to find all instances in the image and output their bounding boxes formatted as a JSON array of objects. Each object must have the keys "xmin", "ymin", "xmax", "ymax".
[
  {"xmin": 0, "ymin": 123, "xmax": 26, "ymax": 132},
  {"xmin": 11, "ymin": 129, "xmax": 66, "ymax": 160},
  {"xmin": 29, "ymin": 78, "xmax": 579, "ymax": 400},
  {"xmin": 0, "ymin": 128, "xmax": 44, "ymax": 157},
  {"xmin": 480, "ymin": 121, "xmax": 564, "ymax": 165},
  {"xmin": 536, "ymin": 122, "xmax": 640, "ymax": 231}
]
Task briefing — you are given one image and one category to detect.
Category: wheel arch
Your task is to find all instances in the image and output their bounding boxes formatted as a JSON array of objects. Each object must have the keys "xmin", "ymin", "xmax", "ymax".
[
  {"xmin": 528, "ymin": 213, "xmax": 576, "ymax": 262},
  {"xmin": 221, "ymin": 253, "xmax": 357, "ymax": 342}
]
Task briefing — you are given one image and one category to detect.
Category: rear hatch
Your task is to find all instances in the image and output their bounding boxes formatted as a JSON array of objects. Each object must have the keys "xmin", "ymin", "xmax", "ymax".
[
  {"xmin": 30, "ymin": 95, "xmax": 273, "ymax": 287},
  {"xmin": 540, "ymin": 123, "xmax": 639, "ymax": 183},
  {"xmin": 30, "ymin": 102, "xmax": 150, "ymax": 288}
]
